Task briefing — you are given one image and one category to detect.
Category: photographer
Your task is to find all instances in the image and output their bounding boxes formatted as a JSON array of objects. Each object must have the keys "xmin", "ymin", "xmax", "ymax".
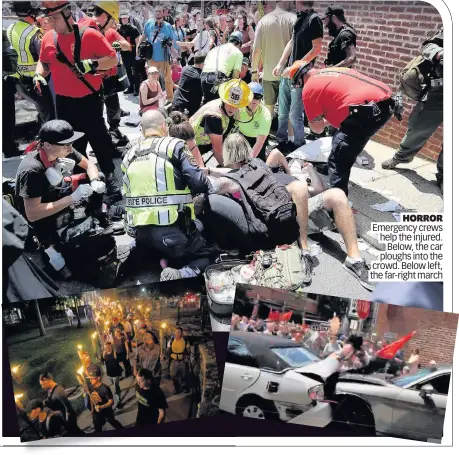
[
  {"xmin": 199, "ymin": 31, "xmax": 244, "ymax": 104},
  {"xmin": 137, "ymin": 4, "xmax": 176, "ymax": 102}
]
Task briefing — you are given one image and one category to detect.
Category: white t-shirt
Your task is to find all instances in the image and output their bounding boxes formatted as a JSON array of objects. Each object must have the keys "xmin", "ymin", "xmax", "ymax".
[
  {"xmin": 66, "ymin": 308, "xmax": 74, "ymax": 318},
  {"xmin": 193, "ymin": 30, "xmax": 212, "ymax": 54}
]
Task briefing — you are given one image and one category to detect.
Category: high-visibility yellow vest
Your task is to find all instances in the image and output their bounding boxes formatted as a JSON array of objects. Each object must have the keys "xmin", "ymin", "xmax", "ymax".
[
  {"xmin": 170, "ymin": 337, "xmax": 187, "ymax": 361},
  {"xmin": 189, "ymin": 99, "xmax": 235, "ymax": 147},
  {"xmin": 6, "ymin": 20, "xmax": 40, "ymax": 78},
  {"xmin": 121, "ymin": 136, "xmax": 195, "ymax": 227}
]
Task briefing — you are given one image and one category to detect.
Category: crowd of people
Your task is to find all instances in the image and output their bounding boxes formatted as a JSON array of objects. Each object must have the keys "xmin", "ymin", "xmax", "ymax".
[
  {"xmin": 22, "ymin": 297, "xmax": 193, "ymax": 439},
  {"xmin": 2, "ymin": 1, "xmax": 443, "ymax": 295},
  {"xmin": 231, "ymin": 311, "xmax": 436, "ymax": 375}
]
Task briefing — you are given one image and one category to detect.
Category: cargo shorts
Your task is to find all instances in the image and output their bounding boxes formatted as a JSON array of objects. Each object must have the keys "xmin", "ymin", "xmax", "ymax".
[{"xmin": 307, "ymin": 192, "xmax": 336, "ymax": 235}]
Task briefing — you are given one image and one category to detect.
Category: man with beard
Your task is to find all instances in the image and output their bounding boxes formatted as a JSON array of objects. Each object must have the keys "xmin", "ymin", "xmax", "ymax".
[
  {"xmin": 135, "ymin": 332, "xmax": 162, "ymax": 386},
  {"xmin": 322, "ymin": 5, "xmax": 357, "ymax": 68}
]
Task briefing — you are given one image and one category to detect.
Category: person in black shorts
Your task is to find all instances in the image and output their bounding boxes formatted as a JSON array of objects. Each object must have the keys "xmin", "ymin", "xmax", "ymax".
[
  {"xmin": 86, "ymin": 364, "xmax": 124, "ymax": 433},
  {"xmin": 135, "ymin": 368, "xmax": 168, "ymax": 426}
]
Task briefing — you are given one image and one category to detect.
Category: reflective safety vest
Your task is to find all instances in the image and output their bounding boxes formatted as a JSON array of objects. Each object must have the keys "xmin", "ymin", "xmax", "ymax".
[
  {"xmin": 170, "ymin": 337, "xmax": 188, "ymax": 361},
  {"xmin": 6, "ymin": 20, "xmax": 40, "ymax": 78},
  {"xmin": 189, "ymin": 99, "xmax": 236, "ymax": 147},
  {"xmin": 121, "ymin": 136, "xmax": 195, "ymax": 227}
]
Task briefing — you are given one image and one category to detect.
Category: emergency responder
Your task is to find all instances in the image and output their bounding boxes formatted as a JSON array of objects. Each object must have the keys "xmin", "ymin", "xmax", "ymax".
[
  {"xmin": 299, "ymin": 67, "xmax": 395, "ymax": 195},
  {"xmin": 6, "ymin": 2, "xmax": 55, "ymax": 131},
  {"xmin": 237, "ymin": 82, "xmax": 272, "ymax": 161},
  {"xmin": 189, "ymin": 79, "xmax": 253, "ymax": 166},
  {"xmin": 121, "ymin": 110, "xmax": 215, "ymax": 282},
  {"xmin": 322, "ymin": 5, "xmax": 357, "ymax": 68},
  {"xmin": 79, "ymin": 1, "xmax": 131, "ymax": 148},
  {"xmin": 382, "ymin": 27, "xmax": 443, "ymax": 193},
  {"xmin": 36, "ymin": 1, "xmax": 119, "ymax": 194},
  {"xmin": 199, "ymin": 31, "xmax": 244, "ymax": 104},
  {"xmin": 165, "ymin": 327, "xmax": 190, "ymax": 394}
]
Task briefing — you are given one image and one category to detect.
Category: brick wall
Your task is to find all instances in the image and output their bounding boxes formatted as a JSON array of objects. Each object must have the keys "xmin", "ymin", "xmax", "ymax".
[
  {"xmin": 374, "ymin": 304, "xmax": 458, "ymax": 365},
  {"xmin": 311, "ymin": 0, "xmax": 443, "ymax": 161}
]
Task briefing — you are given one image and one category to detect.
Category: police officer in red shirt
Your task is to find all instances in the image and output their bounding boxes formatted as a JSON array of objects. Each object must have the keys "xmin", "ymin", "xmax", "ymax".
[
  {"xmin": 298, "ymin": 67, "xmax": 396, "ymax": 195},
  {"xmin": 35, "ymin": 1, "xmax": 119, "ymax": 194},
  {"xmin": 80, "ymin": 2, "xmax": 131, "ymax": 147}
]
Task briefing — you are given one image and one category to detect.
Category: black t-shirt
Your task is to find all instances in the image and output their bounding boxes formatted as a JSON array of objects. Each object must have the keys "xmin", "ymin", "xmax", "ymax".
[
  {"xmin": 172, "ymin": 65, "xmax": 203, "ymax": 115},
  {"xmin": 135, "ymin": 384, "xmax": 168, "ymax": 425},
  {"xmin": 326, "ymin": 25, "xmax": 357, "ymax": 66},
  {"xmin": 103, "ymin": 351, "xmax": 123, "ymax": 378},
  {"xmin": 289, "ymin": 10, "xmax": 323, "ymax": 64},
  {"xmin": 201, "ymin": 115, "xmax": 236, "ymax": 138},
  {"xmin": 15, "ymin": 149, "xmax": 84, "ymax": 239},
  {"xmin": 45, "ymin": 385, "xmax": 76, "ymax": 418},
  {"xmin": 118, "ymin": 23, "xmax": 140, "ymax": 61},
  {"xmin": 91, "ymin": 383, "xmax": 114, "ymax": 408},
  {"xmin": 113, "ymin": 335, "xmax": 127, "ymax": 354}
]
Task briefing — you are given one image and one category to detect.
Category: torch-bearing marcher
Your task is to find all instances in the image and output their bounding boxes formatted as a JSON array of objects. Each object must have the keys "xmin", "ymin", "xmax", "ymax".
[{"xmin": 165, "ymin": 327, "xmax": 190, "ymax": 394}]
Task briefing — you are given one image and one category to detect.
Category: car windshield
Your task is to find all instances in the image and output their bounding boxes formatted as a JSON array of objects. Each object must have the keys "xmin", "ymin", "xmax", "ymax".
[
  {"xmin": 271, "ymin": 346, "xmax": 320, "ymax": 368},
  {"xmin": 390, "ymin": 368, "xmax": 436, "ymax": 387}
]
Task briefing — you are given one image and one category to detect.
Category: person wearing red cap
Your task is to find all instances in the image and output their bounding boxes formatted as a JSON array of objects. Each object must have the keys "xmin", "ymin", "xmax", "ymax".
[{"xmin": 36, "ymin": 1, "xmax": 119, "ymax": 194}]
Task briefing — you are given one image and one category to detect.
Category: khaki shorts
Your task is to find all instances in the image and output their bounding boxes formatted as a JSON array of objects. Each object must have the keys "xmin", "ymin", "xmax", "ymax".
[
  {"xmin": 263, "ymin": 80, "xmax": 280, "ymax": 106},
  {"xmin": 308, "ymin": 193, "xmax": 336, "ymax": 235}
]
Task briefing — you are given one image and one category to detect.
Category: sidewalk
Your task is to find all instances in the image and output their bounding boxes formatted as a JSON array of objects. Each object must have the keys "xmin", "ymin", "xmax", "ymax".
[{"xmin": 347, "ymin": 140, "xmax": 443, "ymax": 249}]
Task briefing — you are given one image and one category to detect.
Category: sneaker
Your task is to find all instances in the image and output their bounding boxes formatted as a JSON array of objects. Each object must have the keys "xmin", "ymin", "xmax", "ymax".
[
  {"xmin": 133, "ymin": 90, "xmax": 139, "ymax": 96},
  {"xmin": 160, "ymin": 267, "xmax": 182, "ymax": 281},
  {"xmin": 343, "ymin": 258, "xmax": 375, "ymax": 291},
  {"xmin": 381, "ymin": 157, "xmax": 403, "ymax": 170},
  {"xmin": 124, "ymin": 87, "xmax": 134, "ymax": 94},
  {"xmin": 120, "ymin": 109, "xmax": 130, "ymax": 117},
  {"xmin": 300, "ymin": 250, "xmax": 313, "ymax": 286}
]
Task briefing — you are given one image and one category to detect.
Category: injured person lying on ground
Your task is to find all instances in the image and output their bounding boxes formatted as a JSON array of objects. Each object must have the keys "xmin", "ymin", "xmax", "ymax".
[{"xmin": 200, "ymin": 133, "xmax": 373, "ymax": 291}]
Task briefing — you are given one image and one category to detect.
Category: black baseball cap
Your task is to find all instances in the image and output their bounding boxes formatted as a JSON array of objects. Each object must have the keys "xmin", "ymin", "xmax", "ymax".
[
  {"xmin": 86, "ymin": 364, "xmax": 102, "ymax": 379},
  {"xmin": 38, "ymin": 120, "xmax": 85, "ymax": 145},
  {"xmin": 242, "ymin": 57, "xmax": 250, "ymax": 66},
  {"xmin": 321, "ymin": 5, "xmax": 346, "ymax": 21}
]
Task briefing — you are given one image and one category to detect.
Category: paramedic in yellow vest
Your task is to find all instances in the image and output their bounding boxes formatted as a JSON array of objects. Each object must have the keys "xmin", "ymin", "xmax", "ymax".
[
  {"xmin": 189, "ymin": 79, "xmax": 253, "ymax": 166},
  {"xmin": 121, "ymin": 110, "xmax": 214, "ymax": 282},
  {"xmin": 166, "ymin": 327, "xmax": 190, "ymax": 394},
  {"xmin": 237, "ymin": 82, "xmax": 272, "ymax": 161},
  {"xmin": 6, "ymin": 2, "xmax": 55, "ymax": 126}
]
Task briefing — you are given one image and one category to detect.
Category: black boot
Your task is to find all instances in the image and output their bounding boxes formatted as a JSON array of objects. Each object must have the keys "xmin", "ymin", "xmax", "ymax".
[
  {"xmin": 109, "ymin": 127, "xmax": 129, "ymax": 147},
  {"xmin": 124, "ymin": 86, "xmax": 134, "ymax": 94},
  {"xmin": 105, "ymin": 173, "xmax": 120, "ymax": 196}
]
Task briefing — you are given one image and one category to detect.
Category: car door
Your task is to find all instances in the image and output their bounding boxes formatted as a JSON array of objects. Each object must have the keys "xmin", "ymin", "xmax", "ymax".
[
  {"xmin": 391, "ymin": 373, "xmax": 450, "ymax": 441},
  {"xmin": 220, "ymin": 337, "xmax": 261, "ymax": 414}
]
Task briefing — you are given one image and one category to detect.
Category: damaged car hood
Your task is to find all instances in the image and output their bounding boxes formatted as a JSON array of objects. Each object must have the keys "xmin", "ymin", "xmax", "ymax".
[{"xmin": 294, "ymin": 356, "xmax": 341, "ymax": 380}]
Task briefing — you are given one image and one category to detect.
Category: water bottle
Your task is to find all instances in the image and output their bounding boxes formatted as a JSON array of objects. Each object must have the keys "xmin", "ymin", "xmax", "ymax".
[{"xmin": 45, "ymin": 246, "xmax": 66, "ymax": 271}]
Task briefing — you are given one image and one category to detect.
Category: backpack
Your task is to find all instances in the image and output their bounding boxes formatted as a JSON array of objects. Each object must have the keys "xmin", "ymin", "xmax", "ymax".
[
  {"xmin": 399, "ymin": 54, "xmax": 434, "ymax": 101},
  {"xmin": 225, "ymin": 159, "xmax": 299, "ymax": 247}
]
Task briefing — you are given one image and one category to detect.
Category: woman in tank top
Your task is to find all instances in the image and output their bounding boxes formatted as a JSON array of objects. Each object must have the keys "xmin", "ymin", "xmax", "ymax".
[
  {"xmin": 235, "ymin": 12, "xmax": 254, "ymax": 58},
  {"xmin": 139, "ymin": 66, "xmax": 167, "ymax": 114}
]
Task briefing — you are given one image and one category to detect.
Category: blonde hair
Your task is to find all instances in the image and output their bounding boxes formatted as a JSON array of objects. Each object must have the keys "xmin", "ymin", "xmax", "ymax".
[{"xmin": 223, "ymin": 133, "xmax": 252, "ymax": 166}]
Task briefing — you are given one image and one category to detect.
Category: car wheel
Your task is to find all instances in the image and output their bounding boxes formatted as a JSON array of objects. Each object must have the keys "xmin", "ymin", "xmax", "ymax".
[
  {"xmin": 236, "ymin": 396, "xmax": 279, "ymax": 420},
  {"xmin": 333, "ymin": 396, "xmax": 376, "ymax": 436}
]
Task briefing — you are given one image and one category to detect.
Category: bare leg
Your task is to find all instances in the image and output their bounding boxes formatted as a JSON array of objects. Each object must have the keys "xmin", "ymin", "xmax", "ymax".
[
  {"xmin": 266, "ymin": 149, "xmax": 291, "ymax": 174},
  {"xmin": 322, "ymin": 188, "xmax": 361, "ymax": 258},
  {"xmin": 286, "ymin": 180, "xmax": 309, "ymax": 250}
]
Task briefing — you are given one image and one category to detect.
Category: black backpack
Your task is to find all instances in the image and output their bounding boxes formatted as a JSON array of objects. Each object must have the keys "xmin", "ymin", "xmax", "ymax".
[{"xmin": 225, "ymin": 159, "xmax": 298, "ymax": 246}]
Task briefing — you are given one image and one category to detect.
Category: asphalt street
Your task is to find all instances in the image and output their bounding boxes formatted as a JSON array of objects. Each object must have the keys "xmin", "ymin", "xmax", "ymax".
[{"xmin": 3, "ymin": 94, "xmax": 376, "ymax": 300}]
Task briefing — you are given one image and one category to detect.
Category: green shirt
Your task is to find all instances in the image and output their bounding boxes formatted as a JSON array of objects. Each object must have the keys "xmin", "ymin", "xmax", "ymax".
[
  {"xmin": 202, "ymin": 43, "xmax": 243, "ymax": 76},
  {"xmin": 238, "ymin": 103, "xmax": 272, "ymax": 138}
]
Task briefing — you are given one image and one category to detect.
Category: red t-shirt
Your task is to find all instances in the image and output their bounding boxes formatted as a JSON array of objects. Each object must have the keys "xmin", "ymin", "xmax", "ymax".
[
  {"xmin": 40, "ymin": 27, "xmax": 116, "ymax": 98},
  {"xmin": 302, "ymin": 69, "xmax": 392, "ymax": 128},
  {"xmin": 78, "ymin": 18, "xmax": 123, "ymax": 77}
]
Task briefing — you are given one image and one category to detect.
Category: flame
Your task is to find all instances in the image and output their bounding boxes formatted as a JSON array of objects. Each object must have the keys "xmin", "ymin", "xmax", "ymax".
[
  {"xmin": 77, "ymin": 345, "xmax": 83, "ymax": 350},
  {"xmin": 12, "ymin": 366, "xmax": 19, "ymax": 374},
  {"xmin": 14, "ymin": 393, "xmax": 24, "ymax": 401},
  {"xmin": 77, "ymin": 367, "xmax": 84, "ymax": 376},
  {"xmin": 161, "ymin": 323, "xmax": 167, "ymax": 329},
  {"xmin": 91, "ymin": 332, "xmax": 97, "ymax": 339}
]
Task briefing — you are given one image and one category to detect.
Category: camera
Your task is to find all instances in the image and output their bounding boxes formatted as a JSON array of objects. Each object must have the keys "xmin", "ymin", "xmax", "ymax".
[{"xmin": 162, "ymin": 38, "xmax": 172, "ymax": 48}]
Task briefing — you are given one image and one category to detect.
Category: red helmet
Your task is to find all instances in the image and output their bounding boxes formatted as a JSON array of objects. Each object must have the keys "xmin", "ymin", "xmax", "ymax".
[{"xmin": 40, "ymin": 1, "xmax": 70, "ymax": 17}]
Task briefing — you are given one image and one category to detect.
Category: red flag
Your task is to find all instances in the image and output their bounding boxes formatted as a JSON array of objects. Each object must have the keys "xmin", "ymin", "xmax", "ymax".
[
  {"xmin": 281, "ymin": 311, "xmax": 293, "ymax": 322},
  {"xmin": 267, "ymin": 309, "xmax": 280, "ymax": 322},
  {"xmin": 376, "ymin": 331, "xmax": 416, "ymax": 360}
]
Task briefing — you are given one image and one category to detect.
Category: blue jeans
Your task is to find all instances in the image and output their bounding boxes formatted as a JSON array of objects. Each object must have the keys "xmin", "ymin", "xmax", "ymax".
[{"xmin": 276, "ymin": 78, "xmax": 305, "ymax": 146}]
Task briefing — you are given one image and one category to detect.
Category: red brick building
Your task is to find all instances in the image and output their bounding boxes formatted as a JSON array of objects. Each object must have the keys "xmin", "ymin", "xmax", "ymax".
[
  {"xmin": 312, "ymin": 0, "xmax": 443, "ymax": 161},
  {"xmin": 373, "ymin": 303, "xmax": 458, "ymax": 365}
]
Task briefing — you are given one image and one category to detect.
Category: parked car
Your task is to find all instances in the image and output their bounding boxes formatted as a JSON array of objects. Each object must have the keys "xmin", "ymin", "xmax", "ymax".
[
  {"xmin": 220, "ymin": 332, "xmax": 339, "ymax": 427},
  {"xmin": 335, "ymin": 364, "xmax": 451, "ymax": 442}
]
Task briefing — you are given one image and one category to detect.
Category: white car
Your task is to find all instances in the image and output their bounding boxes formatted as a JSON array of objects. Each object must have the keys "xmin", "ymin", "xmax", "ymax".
[{"xmin": 220, "ymin": 332, "xmax": 340, "ymax": 428}]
